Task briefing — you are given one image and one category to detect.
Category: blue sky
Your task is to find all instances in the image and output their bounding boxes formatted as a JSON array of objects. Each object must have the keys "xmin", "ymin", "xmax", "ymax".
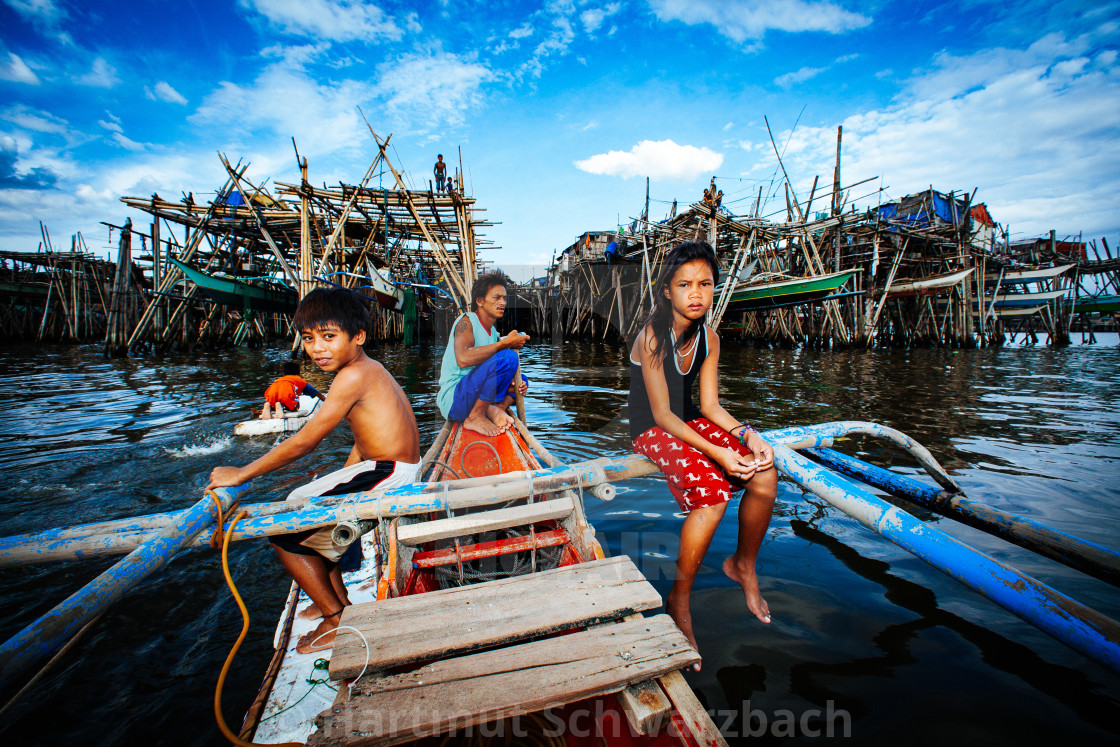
[{"xmin": 1, "ymin": 0, "xmax": 1118, "ymax": 273}]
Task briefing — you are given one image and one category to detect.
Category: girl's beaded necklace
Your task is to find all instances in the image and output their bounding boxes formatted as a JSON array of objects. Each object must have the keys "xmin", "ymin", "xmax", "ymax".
[{"xmin": 670, "ymin": 328, "xmax": 698, "ymax": 362}]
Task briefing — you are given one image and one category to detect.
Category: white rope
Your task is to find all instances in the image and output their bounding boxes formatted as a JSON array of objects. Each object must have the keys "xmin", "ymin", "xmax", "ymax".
[{"xmin": 303, "ymin": 624, "xmax": 372, "ymax": 701}]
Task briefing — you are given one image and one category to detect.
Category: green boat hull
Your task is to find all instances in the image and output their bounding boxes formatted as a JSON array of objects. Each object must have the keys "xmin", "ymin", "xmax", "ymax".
[
  {"xmin": 727, "ymin": 269, "xmax": 858, "ymax": 311},
  {"xmin": 169, "ymin": 258, "xmax": 296, "ymax": 314}
]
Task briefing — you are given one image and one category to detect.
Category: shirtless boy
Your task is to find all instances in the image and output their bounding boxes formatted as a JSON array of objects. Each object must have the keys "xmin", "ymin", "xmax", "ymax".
[
  {"xmin": 436, "ymin": 272, "xmax": 529, "ymax": 436},
  {"xmin": 207, "ymin": 287, "xmax": 421, "ymax": 654}
]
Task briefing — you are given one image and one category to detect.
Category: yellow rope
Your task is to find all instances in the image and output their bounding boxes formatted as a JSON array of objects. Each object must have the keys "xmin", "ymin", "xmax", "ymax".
[{"xmin": 214, "ymin": 508, "xmax": 300, "ymax": 747}]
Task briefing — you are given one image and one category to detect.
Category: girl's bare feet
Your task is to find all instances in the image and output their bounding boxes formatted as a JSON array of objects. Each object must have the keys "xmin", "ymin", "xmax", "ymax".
[{"xmin": 723, "ymin": 557, "xmax": 771, "ymax": 623}]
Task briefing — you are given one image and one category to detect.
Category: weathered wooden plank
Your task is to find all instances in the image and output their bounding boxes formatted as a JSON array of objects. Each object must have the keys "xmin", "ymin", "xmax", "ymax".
[
  {"xmin": 659, "ymin": 670, "xmax": 729, "ymax": 747},
  {"xmin": 395, "ymin": 496, "xmax": 573, "ymax": 545},
  {"xmin": 618, "ymin": 678, "xmax": 672, "ymax": 736},
  {"xmin": 330, "ymin": 556, "xmax": 660, "ymax": 678},
  {"xmin": 309, "ymin": 614, "xmax": 697, "ymax": 747}
]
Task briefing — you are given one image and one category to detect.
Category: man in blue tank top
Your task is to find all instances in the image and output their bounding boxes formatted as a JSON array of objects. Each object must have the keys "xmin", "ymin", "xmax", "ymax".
[{"xmin": 437, "ymin": 272, "xmax": 530, "ymax": 435}]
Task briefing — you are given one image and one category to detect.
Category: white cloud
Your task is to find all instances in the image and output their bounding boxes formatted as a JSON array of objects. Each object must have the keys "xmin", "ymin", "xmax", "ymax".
[
  {"xmin": 575, "ymin": 139, "xmax": 723, "ymax": 181},
  {"xmin": 192, "ymin": 63, "xmax": 372, "ymax": 160},
  {"xmin": 3, "ymin": 0, "xmax": 65, "ymax": 26},
  {"xmin": 147, "ymin": 81, "xmax": 188, "ymax": 105},
  {"xmin": 582, "ymin": 120, "xmax": 599, "ymax": 131},
  {"xmin": 111, "ymin": 132, "xmax": 147, "ymax": 151},
  {"xmin": 580, "ymin": 3, "xmax": 621, "ymax": 33},
  {"xmin": 2, "ymin": 104, "xmax": 67, "ymax": 134},
  {"xmin": 648, "ymin": 0, "xmax": 870, "ymax": 43},
  {"xmin": 377, "ymin": 52, "xmax": 494, "ymax": 132},
  {"xmin": 239, "ymin": 0, "xmax": 403, "ymax": 42},
  {"xmin": 774, "ymin": 66, "xmax": 825, "ymax": 88},
  {"xmin": 98, "ymin": 119, "xmax": 123, "ymax": 133},
  {"xmin": 510, "ymin": 23, "xmax": 533, "ymax": 39},
  {"xmin": 261, "ymin": 41, "xmax": 331, "ymax": 66},
  {"xmin": 764, "ymin": 37, "xmax": 1120, "ymax": 240},
  {"xmin": 76, "ymin": 57, "xmax": 118, "ymax": 88},
  {"xmin": 0, "ymin": 52, "xmax": 40, "ymax": 84}
]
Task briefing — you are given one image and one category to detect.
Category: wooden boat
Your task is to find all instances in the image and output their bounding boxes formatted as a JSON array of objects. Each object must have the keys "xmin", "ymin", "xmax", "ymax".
[
  {"xmin": 726, "ymin": 269, "xmax": 859, "ymax": 311},
  {"xmin": 1071, "ymin": 294, "xmax": 1120, "ymax": 313},
  {"xmin": 981, "ymin": 288, "xmax": 1068, "ymax": 309},
  {"xmin": 985, "ymin": 263, "xmax": 1074, "ymax": 285},
  {"xmin": 169, "ymin": 258, "xmax": 297, "ymax": 314},
  {"xmin": 233, "ymin": 394, "xmax": 321, "ymax": 436},
  {"xmin": 364, "ymin": 259, "xmax": 405, "ymax": 311},
  {"xmin": 241, "ymin": 421, "xmax": 721, "ymax": 746},
  {"xmin": 989, "ymin": 304, "xmax": 1048, "ymax": 318},
  {"xmin": 880, "ymin": 267, "xmax": 974, "ymax": 298}
]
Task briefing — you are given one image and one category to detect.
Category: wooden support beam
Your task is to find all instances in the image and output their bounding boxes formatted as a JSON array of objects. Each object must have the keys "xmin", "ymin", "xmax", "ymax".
[{"xmin": 396, "ymin": 496, "xmax": 574, "ymax": 545}]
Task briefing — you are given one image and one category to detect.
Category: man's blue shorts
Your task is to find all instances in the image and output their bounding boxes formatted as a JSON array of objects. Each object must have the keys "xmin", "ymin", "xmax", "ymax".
[{"xmin": 448, "ymin": 348, "xmax": 526, "ymax": 421}]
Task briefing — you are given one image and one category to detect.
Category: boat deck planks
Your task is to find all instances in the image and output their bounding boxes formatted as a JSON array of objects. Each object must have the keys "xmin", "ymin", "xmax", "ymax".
[
  {"xmin": 309, "ymin": 614, "xmax": 698, "ymax": 747},
  {"xmin": 395, "ymin": 495, "xmax": 574, "ymax": 545},
  {"xmin": 329, "ymin": 555, "xmax": 661, "ymax": 678}
]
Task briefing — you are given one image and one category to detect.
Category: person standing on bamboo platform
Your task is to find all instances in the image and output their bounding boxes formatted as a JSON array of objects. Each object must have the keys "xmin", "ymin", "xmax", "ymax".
[
  {"xmin": 627, "ymin": 241, "xmax": 777, "ymax": 670},
  {"xmin": 434, "ymin": 154, "xmax": 447, "ymax": 194},
  {"xmin": 208, "ymin": 288, "xmax": 421, "ymax": 654},
  {"xmin": 437, "ymin": 272, "xmax": 529, "ymax": 437}
]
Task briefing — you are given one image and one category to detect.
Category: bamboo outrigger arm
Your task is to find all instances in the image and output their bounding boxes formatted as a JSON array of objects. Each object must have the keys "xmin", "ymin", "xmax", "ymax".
[
  {"xmin": 801, "ymin": 445, "xmax": 1120, "ymax": 588},
  {"xmin": 764, "ymin": 420, "xmax": 963, "ymax": 493},
  {"xmin": 0, "ymin": 455, "xmax": 658, "ymax": 568},
  {"xmin": 763, "ymin": 424, "xmax": 1120, "ymax": 675},
  {"xmin": 0, "ymin": 484, "xmax": 250, "ymax": 690}
]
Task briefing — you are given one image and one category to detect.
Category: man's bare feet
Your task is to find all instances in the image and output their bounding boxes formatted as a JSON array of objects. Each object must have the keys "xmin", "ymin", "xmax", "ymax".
[
  {"xmin": 295, "ymin": 609, "xmax": 343, "ymax": 654},
  {"xmin": 723, "ymin": 557, "xmax": 771, "ymax": 623},
  {"xmin": 667, "ymin": 589, "xmax": 702, "ymax": 672},
  {"xmin": 260, "ymin": 405, "xmax": 272, "ymax": 420},
  {"xmin": 462, "ymin": 413, "xmax": 501, "ymax": 436},
  {"xmin": 486, "ymin": 404, "xmax": 514, "ymax": 430},
  {"xmin": 298, "ymin": 602, "xmax": 321, "ymax": 620}
]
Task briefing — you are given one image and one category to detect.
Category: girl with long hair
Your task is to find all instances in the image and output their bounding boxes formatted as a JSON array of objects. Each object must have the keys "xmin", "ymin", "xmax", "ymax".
[{"xmin": 628, "ymin": 241, "xmax": 777, "ymax": 668}]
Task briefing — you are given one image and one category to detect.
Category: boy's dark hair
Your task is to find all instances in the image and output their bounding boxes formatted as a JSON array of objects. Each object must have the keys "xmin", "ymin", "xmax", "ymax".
[
  {"xmin": 471, "ymin": 271, "xmax": 510, "ymax": 311},
  {"xmin": 282, "ymin": 361, "xmax": 301, "ymax": 376},
  {"xmin": 292, "ymin": 287, "xmax": 370, "ymax": 337}
]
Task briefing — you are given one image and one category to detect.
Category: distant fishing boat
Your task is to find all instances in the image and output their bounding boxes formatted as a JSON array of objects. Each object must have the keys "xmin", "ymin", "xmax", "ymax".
[
  {"xmin": 169, "ymin": 258, "xmax": 297, "ymax": 314},
  {"xmin": 882, "ymin": 267, "xmax": 975, "ymax": 298},
  {"xmin": 0, "ymin": 278, "xmax": 49, "ymax": 297},
  {"xmin": 1071, "ymin": 294, "xmax": 1120, "ymax": 313},
  {"xmin": 726, "ymin": 269, "xmax": 859, "ymax": 311},
  {"xmin": 363, "ymin": 259, "xmax": 405, "ymax": 311},
  {"xmin": 985, "ymin": 263, "xmax": 1074, "ymax": 285},
  {"xmin": 982, "ymin": 288, "xmax": 1069, "ymax": 309}
]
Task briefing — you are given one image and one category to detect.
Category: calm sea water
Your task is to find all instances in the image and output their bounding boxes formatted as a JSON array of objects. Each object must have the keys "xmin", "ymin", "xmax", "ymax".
[{"xmin": 0, "ymin": 334, "xmax": 1118, "ymax": 745}]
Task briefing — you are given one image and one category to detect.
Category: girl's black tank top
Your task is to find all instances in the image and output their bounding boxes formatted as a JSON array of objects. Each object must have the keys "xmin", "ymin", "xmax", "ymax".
[{"xmin": 627, "ymin": 326, "xmax": 708, "ymax": 441}]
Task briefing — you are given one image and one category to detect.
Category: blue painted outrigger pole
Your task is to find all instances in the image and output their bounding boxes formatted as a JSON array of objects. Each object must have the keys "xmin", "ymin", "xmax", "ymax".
[
  {"xmin": 0, "ymin": 484, "xmax": 250, "ymax": 689},
  {"xmin": 766, "ymin": 421, "xmax": 1120, "ymax": 675},
  {"xmin": 802, "ymin": 445, "xmax": 1120, "ymax": 587}
]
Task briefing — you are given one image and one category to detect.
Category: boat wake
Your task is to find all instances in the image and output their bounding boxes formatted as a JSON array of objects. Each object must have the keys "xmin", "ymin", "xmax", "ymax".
[{"xmin": 165, "ymin": 436, "xmax": 233, "ymax": 458}]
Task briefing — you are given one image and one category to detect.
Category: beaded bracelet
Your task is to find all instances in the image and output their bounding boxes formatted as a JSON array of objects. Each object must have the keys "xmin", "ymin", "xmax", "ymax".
[{"xmin": 735, "ymin": 424, "xmax": 753, "ymax": 445}]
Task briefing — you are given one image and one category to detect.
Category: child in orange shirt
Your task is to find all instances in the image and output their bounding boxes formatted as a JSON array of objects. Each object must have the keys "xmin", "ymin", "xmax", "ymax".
[{"xmin": 261, "ymin": 361, "xmax": 323, "ymax": 419}]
